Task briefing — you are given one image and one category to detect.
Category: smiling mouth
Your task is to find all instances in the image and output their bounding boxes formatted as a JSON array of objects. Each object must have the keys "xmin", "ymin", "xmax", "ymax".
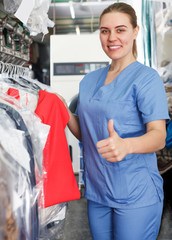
[{"xmin": 108, "ymin": 46, "xmax": 121, "ymax": 50}]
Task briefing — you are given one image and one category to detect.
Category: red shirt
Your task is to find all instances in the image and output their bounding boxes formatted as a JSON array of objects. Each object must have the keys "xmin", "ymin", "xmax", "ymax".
[{"xmin": 35, "ymin": 90, "xmax": 80, "ymax": 207}]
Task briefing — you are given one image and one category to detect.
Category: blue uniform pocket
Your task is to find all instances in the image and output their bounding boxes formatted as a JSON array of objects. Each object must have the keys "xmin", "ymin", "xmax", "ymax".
[
  {"xmin": 103, "ymin": 161, "xmax": 129, "ymax": 203},
  {"xmin": 103, "ymin": 154, "xmax": 159, "ymax": 205}
]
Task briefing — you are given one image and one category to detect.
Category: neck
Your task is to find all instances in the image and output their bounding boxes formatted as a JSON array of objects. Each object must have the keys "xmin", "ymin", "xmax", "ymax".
[{"xmin": 109, "ymin": 56, "xmax": 136, "ymax": 73}]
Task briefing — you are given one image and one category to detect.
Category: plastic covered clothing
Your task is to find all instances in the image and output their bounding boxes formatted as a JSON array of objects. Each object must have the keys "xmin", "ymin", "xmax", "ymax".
[
  {"xmin": 0, "ymin": 130, "xmax": 36, "ymax": 239},
  {"xmin": 9, "ymin": 0, "xmax": 55, "ymax": 36},
  {"xmin": 0, "ymin": 61, "xmax": 72, "ymax": 238},
  {"xmin": 0, "ymin": 146, "xmax": 19, "ymax": 240},
  {"xmin": 3, "ymin": 0, "xmax": 54, "ymax": 36},
  {"xmin": 39, "ymin": 203, "xmax": 67, "ymax": 240},
  {"xmin": 3, "ymin": 0, "xmax": 21, "ymax": 13},
  {"xmin": 0, "ymin": 71, "xmax": 70, "ymax": 239},
  {"xmin": 77, "ymin": 61, "xmax": 169, "ymax": 209},
  {"xmin": 142, "ymin": 0, "xmax": 172, "ymax": 94},
  {"xmin": 155, "ymin": 5, "xmax": 172, "ymax": 66},
  {"xmin": 0, "ymin": 102, "xmax": 39, "ymax": 239}
]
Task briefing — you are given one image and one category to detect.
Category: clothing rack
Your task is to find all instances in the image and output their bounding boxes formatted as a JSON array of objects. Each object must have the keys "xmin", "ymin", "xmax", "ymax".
[
  {"xmin": 0, "ymin": 60, "xmax": 69, "ymax": 240},
  {"xmin": 0, "ymin": 61, "xmax": 30, "ymax": 78},
  {"xmin": 0, "ymin": 15, "xmax": 32, "ymax": 66}
]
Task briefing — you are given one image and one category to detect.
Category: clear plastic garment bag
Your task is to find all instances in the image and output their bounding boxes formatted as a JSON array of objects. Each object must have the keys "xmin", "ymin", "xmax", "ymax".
[
  {"xmin": 141, "ymin": 0, "xmax": 172, "ymax": 74},
  {"xmin": 141, "ymin": 0, "xmax": 172, "ymax": 113},
  {"xmin": 0, "ymin": 62, "xmax": 67, "ymax": 240}
]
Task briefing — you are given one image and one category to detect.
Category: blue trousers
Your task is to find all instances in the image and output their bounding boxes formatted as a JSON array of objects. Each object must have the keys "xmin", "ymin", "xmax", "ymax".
[{"xmin": 87, "ymin": 200, "xmax": 163, "ymax": 240}]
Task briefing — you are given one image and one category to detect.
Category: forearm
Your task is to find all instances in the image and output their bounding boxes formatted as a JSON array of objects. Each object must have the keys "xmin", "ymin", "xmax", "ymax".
[
  {"xmin": 125, "ymin": 129, "xmax": 166, "ymax": 155},
  {"xmin": 97, "ymin": 119, "xmax": 167, "ymax": 162},
  {"xmin": 67, "ymin": 110, "xmax": 82, "ymax": 142},
  {"xmin": 56, "ymin": 93, "xmax": 82, "ymax": 141}
]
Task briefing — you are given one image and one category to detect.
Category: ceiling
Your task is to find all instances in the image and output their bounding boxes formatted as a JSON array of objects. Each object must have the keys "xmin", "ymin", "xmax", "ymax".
[
  {"xmin": 0, "ymin": 0, "xmax": 121, "ymax": 43},
  {"xmin": 48, "ymin": 0, "xmax": 117, "ymax": 35}
]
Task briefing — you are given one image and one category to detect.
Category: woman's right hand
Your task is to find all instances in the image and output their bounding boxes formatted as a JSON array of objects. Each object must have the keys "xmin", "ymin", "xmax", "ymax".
[
  {"xmin": 54, "ymin": 92, "xmax": 82, "ymax": 141},
  {"xmin": 55, "ymin": 93, "xmax": 68, "ymax": 109}
]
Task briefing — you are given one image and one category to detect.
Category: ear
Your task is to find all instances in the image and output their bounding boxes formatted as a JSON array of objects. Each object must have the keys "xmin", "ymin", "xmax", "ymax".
[{"xmin": 134, "ymin": 25, "xmax": 139, "ymax": 39}]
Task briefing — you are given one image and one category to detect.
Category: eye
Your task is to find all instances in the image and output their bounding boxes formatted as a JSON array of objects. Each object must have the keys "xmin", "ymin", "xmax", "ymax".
[
  {"xmin": 117, "ymin": 29, "xmax": 124, "ymax": 33},
  {"xmin": 100, "ymin": 29, "xmax": 109, "ymax": 34}
]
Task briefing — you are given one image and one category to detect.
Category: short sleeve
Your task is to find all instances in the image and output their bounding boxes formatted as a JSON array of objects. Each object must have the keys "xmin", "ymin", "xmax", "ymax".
[{"xmin": 137, "ymin": 70, "xmax": 170, "ymax": 124}]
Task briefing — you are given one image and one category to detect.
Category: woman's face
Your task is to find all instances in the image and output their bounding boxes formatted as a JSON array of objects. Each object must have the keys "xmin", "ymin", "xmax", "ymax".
[{"xmin": 99, "ymin": 11, "xmax": 139, "ymax": 61}]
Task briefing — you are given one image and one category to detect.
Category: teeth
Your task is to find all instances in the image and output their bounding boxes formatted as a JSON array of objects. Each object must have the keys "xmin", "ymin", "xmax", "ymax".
[{"xmin": 109, "ymin": 46, "xmax": 120, "ymax": 49}]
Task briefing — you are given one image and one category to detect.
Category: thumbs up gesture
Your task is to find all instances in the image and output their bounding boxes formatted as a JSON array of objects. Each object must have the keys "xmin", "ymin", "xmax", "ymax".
[{"xmin": 96, "ymin": 119, "xmax": 128, "ymax": 162}]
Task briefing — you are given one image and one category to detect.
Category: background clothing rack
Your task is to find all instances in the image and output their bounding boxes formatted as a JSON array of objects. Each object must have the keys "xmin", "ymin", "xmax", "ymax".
[{"xmin": 0, "ymin": 14, "xmax": 32, "ymax": 65}]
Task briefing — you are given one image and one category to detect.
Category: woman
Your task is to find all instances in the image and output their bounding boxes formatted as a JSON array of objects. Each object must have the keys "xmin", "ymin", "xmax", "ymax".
[{"xmin": 59, "ymin": 2, "xmax": 169, "ymax": 240}]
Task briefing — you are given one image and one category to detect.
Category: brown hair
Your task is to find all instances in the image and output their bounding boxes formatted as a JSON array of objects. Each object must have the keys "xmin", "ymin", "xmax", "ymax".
[{"xmin": 100, "ymin": 2, "xmax": 138, "ymax": 59}]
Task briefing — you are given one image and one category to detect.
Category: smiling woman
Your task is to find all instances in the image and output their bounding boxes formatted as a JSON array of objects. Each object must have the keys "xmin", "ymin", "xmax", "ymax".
[
  {"xmin": 57, "ymin": 2, "xmax": 170, "ymax": 240},
  {"xmin": 99, "ymin": 12, "xmax": 138, "ymax": 61},
  {"xmin": 98, "ymin": 4, "xmax": 140, "ymax": 87},
  {"xmin": 99, "ymin": 11, "xmax": 139, "ymax": 85},
  {"xmin": 99, "ymin": 2, "xmax": 138, "ymax": 59}
]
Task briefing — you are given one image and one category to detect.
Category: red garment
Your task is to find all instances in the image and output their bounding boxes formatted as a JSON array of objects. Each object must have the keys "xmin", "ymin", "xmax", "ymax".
[
  {"xmin": 35, "ymin": 90, "xmax": 80, "ymax": 207},
  {"xmin": 6, "ymin": 88, "xmax": 20, "ymax": 100},
  {"xmin": 6, "ymin": 88, "xmax": 20, "ymax": 106}
]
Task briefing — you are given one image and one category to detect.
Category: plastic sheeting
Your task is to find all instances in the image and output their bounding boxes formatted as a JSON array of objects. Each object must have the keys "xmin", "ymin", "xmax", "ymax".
[
  {"xmin": 0, "ymin": 71, "xmax": 68, "ymax": 239},
  {"xmin": 142, "ymin": 0, "xmax": 172, "ymax": 116},
  {"xmin": 3, "ymin": 0, "xmax": 54, "ymax": 36},
  {"xmin": 142, "ymin": 0, "xmax": 172, "ymax": 67},
  {"xmin": 39, "ymin": 203, "xmax": 67, "ymax": 240},
  {"xmin": 0, "ymin": 101, "xmax": 39, "ymax": 239},
  {"xmin": 0, "ymin": 146, "xmax": 19, "ymax": 240}
]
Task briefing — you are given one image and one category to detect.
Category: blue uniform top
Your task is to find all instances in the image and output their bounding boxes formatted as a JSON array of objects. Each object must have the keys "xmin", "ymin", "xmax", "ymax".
[{"xmin": 77, "ymin": 61, "xmax": 170, "ymax": 208}]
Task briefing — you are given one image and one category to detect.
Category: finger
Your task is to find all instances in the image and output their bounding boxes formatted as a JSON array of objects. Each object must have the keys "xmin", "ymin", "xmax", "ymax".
[
  {"xmin": 101, "ymin": 151, "xmax": 116, "ymax": 159},
  {"xmin": 100, "ymin": 146, "xmax": 118, "ymax": 157},
  {"xmin": 106, "ymin": 157, "xmax": 121, "ymax": 162},
  {"xmin": 97, "ymin": 144, "xmax": 112, "ymax": 154},
  {"xmin": 96, "ymin": 139, "xmax": 109, "ymax": 148},
  {"xmin": 108, "ymin": 119, "xmax": 115, "ymax": 137}
]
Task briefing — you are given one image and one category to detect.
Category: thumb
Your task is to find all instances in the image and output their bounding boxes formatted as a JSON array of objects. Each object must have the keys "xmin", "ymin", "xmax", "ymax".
[{"xmin": 107, "ymin": 119, "xmax": 116, "ymax": 137}]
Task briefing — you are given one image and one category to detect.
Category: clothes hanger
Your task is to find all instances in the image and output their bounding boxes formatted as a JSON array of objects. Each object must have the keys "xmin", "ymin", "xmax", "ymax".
[{"xmin": 0, "ymin": 61, "xmax": 40, "ymax": 94}]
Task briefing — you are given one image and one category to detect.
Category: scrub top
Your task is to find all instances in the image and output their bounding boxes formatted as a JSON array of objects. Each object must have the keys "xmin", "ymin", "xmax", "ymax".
[{"xmin": 77, "ymin": 61, "xmax": 170, "ymax": 209}]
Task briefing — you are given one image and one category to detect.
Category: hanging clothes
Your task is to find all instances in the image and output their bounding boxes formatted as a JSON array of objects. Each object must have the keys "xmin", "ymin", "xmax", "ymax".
[
  {"xmin": 0, "ymin": 102, "xmax": 39, "ymax": 240},
  {"xmin": 0, "ymin": 69, "xmax": 77, "ymax": 239},
  {"xmin": 0, "ymin": 145, "xmax": 19, "ymax": 240}
]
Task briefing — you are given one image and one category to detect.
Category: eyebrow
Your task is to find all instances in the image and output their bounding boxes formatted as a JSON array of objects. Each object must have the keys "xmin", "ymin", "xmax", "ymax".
[
  {"xmin": 115, "ymin": 25, "xmax": 128, "ymax": 28},
  {"xmin": 100, "ymin": 25, "xmax": 128, "ymax": 29}
]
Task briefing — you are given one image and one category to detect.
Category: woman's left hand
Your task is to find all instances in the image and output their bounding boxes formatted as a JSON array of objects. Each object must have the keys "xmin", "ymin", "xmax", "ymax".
[{"xmin": 96, "ymin": 119, "xmax": 128, "ymax": 162}]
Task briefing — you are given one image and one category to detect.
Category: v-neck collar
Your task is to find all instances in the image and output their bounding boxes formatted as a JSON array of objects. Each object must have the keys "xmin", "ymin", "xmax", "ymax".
[{"xmin": 91, "ymin": 61, "xmax": 138, "ymax": 100}]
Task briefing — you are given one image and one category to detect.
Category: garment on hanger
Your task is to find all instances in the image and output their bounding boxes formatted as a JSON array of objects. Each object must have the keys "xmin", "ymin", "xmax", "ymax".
[
  {"xmin": 0, "ymin": 127, "xmax": 33, "ymax": 240},
  {"xmin": 39, "ymin": 202, "xmax": 67, "ymax": 239},
  {"xmin": 0, "ymin": 146, "xmax": 19, "ymax": 240},
  {"xmin": 0, "ymin": 66, "xmax": 74, "ymax": 238},
  {"xmin": 0, "ymin": 102, "xmax": 39, "ymax": 240},
  {"xmin": 4, "ymin": 89, "xmax": 50, "ymax": 174},
  {"xmin": 35, "ymin": 90, "xmax": 81, "ymax": 207},
  {"xmin": 0, "ymin": 76, "xmax": 39, "ymax": 111},
  {"xmin": 0, "ymin": 91, "xmax": 65, "ymax": 239},
  {"xmin": 155, "ymin": 5, "xmax": 172, "ymax": 65}
]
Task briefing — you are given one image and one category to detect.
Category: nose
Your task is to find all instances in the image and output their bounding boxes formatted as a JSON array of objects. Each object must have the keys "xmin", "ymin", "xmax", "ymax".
[{"xmin": 108, "ymin": 31, "xmax": 117, "ymax": 41}]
